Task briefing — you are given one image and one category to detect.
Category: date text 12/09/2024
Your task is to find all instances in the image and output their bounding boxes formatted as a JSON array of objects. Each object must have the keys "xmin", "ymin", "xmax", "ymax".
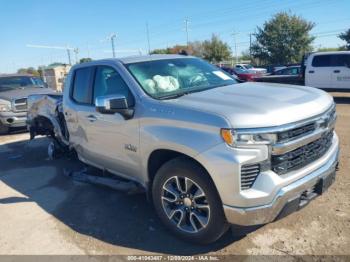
[{"xmin": 127, "ymin": 255, "xmax": 220, "ymax": 261}]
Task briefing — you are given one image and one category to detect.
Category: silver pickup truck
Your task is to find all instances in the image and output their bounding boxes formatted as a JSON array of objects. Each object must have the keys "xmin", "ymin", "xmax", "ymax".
[
  {"xmin": 0, "ymin": 74, "xmax": 53, "ymax": 134},
  {"xmin": 27, "ymin": 55, "xmax": 339, "ymax": 244}
]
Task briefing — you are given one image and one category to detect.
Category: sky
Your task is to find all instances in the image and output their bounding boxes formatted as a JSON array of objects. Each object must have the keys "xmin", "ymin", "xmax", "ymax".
[{"xmin": 0, "ymin": 0, "xmax": 349, "ymax": 73}]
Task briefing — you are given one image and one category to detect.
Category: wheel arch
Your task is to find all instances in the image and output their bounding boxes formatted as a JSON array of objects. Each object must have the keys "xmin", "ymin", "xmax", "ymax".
[{"xmin": 146, "ymin": 148, "xmax": 221, "ymax": 203}]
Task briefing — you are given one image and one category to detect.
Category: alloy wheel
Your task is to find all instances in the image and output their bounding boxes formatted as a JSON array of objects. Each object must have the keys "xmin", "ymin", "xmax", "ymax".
[{"xmin": 161, "ymin": 176, "xmax": 210, "ymax": 233}]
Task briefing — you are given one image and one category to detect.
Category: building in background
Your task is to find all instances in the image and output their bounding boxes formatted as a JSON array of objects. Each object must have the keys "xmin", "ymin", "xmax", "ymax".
[{"xmin": 43, "ymin": 64, "xmax": 71, "ymax": 92}]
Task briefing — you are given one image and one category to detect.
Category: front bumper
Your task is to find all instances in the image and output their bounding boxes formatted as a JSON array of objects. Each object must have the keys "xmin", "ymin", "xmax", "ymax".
[
  {"xmin": 223, "ymin": 146, "xmax": 339, "ymax": 226},
  {"xmin": 0, "ymin": 111, "xmax": 27, "ymax": 127}
]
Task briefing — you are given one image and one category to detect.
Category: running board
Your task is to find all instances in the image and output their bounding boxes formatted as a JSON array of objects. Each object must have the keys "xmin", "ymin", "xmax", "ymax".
[{"xmin": 63, "ymin": 167, "xmax": 144, "ymax": 194}]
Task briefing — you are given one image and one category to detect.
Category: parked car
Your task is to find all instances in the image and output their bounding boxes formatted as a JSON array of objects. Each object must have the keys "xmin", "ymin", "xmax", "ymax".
[
  {"xmin": 234, "ymin": 67, "xmax": 261, "ymax": 81},
  {"xmin": 218, "ymin": 65, "xmax": 235, "ymax": 75},
  {"xmin": 218, "ymin": 66, "xmax": 244, "ymax": 82},
  {"xmin": 273, "ymin": 65, "xmax": 301, "ymax": 75},
  {"xmin": 27, "ymin": 55, "xmax": 339, "ymax": 244},
  {"xmin": 235, "ymin": 63, "xmax": 267, "ymax": 74},
  {"xmin": 303, "ymin": 51, "xmax": 350, "ymax": 90},
  {"xmin": 252, "ymin": 66, "xmax": 303, "ymax": 85},
  {"xmin": 0, "ymin": 74, "xmax": 53, "ymax": 134}
]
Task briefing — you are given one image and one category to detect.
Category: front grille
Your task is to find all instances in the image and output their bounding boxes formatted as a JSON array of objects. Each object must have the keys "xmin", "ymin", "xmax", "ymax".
[
  {"xmin": 277, "ymin": 105, "xmax": 336, "ymax": 143},
  {"xmin": 241, "ymin": 163, "xmax": 260, "ymax": 190},
  {"xmin": 272, "ymin": 130, "xmax": 334, "ymax": 175},
  {"xmin": 277, "ymin": 123, "xmax": 316, "ymax": 142},
  {"xmin": 13, "ymin": 98, "xmax": 28, "ymax": 112}
]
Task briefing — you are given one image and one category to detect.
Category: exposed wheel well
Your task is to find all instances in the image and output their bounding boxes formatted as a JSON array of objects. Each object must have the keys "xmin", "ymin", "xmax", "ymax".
[
  {"xmin": 30, "ymin": 110, "xmax": 69, "ymax": 142},
  {"xmin": 29, "ymin": 116, "xmax": 55, "ymax": 139}
]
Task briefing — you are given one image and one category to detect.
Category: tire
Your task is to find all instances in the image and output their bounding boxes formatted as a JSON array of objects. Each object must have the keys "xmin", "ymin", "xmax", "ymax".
[
  {"xmin": 152, "ymin": 157, "xmax": 229, "ymax": 244},
  {"xmin": 0, "ymin": 123, "xmax": 9, "ymax": 135},
  {"xmin": 47, "ymin": 141, "xmax": 58, "ymax": 160}
]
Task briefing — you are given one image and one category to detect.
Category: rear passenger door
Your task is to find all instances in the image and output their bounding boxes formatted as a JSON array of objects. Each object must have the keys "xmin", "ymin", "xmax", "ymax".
[
  {"xmin": 305, "ymin": 54, "xmax": 332, "ymax": 88},
  {"xmin": 331, "ymin": 54, "xmax": 350, "ymax": 89},
  {"xmin": 67, "ymin": 66, "xmax": 96, "ymax": 161}
]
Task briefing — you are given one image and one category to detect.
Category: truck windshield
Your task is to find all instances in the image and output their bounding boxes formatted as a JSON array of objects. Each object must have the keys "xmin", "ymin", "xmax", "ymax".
[
  {"xmin": 0, "ymin": 76, "xmax": 43, "ymax": 91},
  {"xmin": 125, "ymin": 58, "xmax": 237, "ymax": 99}
]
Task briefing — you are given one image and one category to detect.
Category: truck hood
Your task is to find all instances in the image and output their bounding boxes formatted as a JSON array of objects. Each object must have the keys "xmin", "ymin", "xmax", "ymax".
[
  {"xmin": 169, "ymin": 82, "xmax": 333, "ymax": 128},
  {"xmin": 0, "ymin": 87, "xmax": 55, "ymax": 101}
]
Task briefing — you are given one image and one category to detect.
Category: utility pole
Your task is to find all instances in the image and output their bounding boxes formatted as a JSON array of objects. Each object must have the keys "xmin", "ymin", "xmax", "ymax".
[
  {"xmin": 74, "ymin": 48, "xmax": 79, "ymax": 64},
  {"xmin": 184, "ymin": 18, "xmax": 190, "ymax": 49},
  {"xmin": 110, "ymin": 33, "xmax": 117, "ymax": 58},
  {"xmin": 146, "ymin": 22, "xmax": 151, "ymax": 55},
  {"xmin": 232, "ymin": 30, "xmax": 238, "ymax": 65},
  {"xmin": 66, "ymin": 49, "xmax": 72, "ymax": 65},
  {"xmin": 249, "ymin": 33, "xmax": 252, "ymax": 61}
]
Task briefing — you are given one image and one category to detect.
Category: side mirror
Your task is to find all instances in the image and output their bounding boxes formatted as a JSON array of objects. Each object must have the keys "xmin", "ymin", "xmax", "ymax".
[{"xmin": 95, "ymin": 95, "xmax": 134, "ymax": 119}]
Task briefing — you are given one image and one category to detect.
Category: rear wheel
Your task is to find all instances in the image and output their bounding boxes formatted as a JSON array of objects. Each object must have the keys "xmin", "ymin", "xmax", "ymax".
[
  {"xmin": 152, "ymin": 157, "xmax": 229, "ymax": 244},
  {"xmin": 0, "ymin": 123, "xmax": 9, "ymax": 135}
]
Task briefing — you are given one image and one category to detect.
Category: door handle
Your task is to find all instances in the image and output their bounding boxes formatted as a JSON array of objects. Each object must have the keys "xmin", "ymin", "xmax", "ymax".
[
  {"xmin": 333, "ymin": 70, "xmax": 340, "ymax": 73},
  {"xmin": 308, "ymin": 70, "xmax": 314, "ymax": 74},
  {"xmin": 86, "ymin": 115, "xmax": 98, "ymax": 122}
]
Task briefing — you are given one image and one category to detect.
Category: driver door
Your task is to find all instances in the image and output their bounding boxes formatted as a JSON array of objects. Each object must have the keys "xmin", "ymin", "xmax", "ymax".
[{"xmin": 85, "ymin": 65, "xmax": 140, "ymax": 179}]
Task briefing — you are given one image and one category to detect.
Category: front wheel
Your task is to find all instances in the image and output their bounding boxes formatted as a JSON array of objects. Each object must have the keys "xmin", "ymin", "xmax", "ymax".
[{"xmin": 152, "ymin": 157, "xmax": 229, "ymax": 244}]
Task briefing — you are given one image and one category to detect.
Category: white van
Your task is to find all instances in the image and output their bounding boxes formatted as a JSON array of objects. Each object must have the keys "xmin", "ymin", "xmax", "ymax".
[{"xmin": 304, "ymin": 51, "xmax": 350, "ymax": 90}]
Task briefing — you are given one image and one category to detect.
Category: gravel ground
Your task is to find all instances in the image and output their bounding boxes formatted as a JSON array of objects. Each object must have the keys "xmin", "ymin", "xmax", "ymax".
[{"xmin": 0, "ymin": 92, "xmax": 349, "ymax": 256}]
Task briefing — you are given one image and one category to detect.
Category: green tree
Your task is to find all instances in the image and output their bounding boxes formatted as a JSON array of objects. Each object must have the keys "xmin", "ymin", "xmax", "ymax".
[
  {"xmin": 251, "ymin": 12, "xmax": 315, "ymax": 65},
  {"xmin": 150, "ymin": 45, "xmax": 188, "ymax": 55},
  {"xmin": 17, "ymin": 67, "xmax": 40, "ymax": 76},
  {"xmin": 339, "ymin": 29, "xmax": 350, "ymax": 50},
  {"xmin": 79, "ymin": 58, "xmax": 93, "ymax": 63},
  {"xmin": 150, "ymin": 48, "xmax": 170, "ymax": 54},
  {"xmin": 48, "ymin": 62, "xmax": 65, "ymax": 67},
  {"xmin": 202, "ymin": 34, "xmax": 231, "ymax": 63},
  {"xmin": 239, "ymin": 50, "xmax": 251, "ymax": 61},
  {"xmin": 317, "ymin": 47, "xmax": 346, "ymax": 52},
  {"xmin": 189, "ymin": 41, "xmax": 205, "ymax": 58},
  {"xmin": 149, "ymin": 36, "xmax": 231, "ymax": 62}
]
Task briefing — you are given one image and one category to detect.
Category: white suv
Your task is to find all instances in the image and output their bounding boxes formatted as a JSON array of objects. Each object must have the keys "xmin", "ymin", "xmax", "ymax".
[{"xmin": 305, "ymin": 51, "xmax": 350, "ymax": 90}]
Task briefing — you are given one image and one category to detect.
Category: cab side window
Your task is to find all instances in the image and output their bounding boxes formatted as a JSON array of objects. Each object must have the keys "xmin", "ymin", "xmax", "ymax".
[
  {"xmin": 72, "ymin": 67, "xmax": 94, "ymax": 104},
  {"xmin": 312, "ymin": 55, "xmax": 331, "ymax": 67},
  {"xmin": 93, "ymin": 66, "xmax": 134, "ymax": 106}
]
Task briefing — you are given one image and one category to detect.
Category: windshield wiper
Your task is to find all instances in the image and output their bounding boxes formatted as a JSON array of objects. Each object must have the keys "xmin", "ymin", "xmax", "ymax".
[
  {"xmin": 158, "ymin": 93, "xmax": 187, "ymax": 100},
  {"xmin": 158, "ymin": 83, "xmax": 233, "ymax": 100}
]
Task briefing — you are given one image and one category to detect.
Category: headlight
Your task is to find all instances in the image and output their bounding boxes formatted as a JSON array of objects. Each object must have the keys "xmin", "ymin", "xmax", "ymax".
[
  {"xmin": 0, "ymin": 99, "xmax": 11, "ymax": 112},
  {"xmin": 221, "ymin": 128, "xmax": 277, "ymax": 147},
  {"xmin": 0, "ymin": 104, "xmax": 11, "ymax": 112}
]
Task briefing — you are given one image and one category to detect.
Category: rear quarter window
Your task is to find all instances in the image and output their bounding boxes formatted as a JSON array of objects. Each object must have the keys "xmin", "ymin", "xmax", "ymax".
[{"xmin": 332, "ymin": 54, "xmax": 350, "ymax": 67}]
